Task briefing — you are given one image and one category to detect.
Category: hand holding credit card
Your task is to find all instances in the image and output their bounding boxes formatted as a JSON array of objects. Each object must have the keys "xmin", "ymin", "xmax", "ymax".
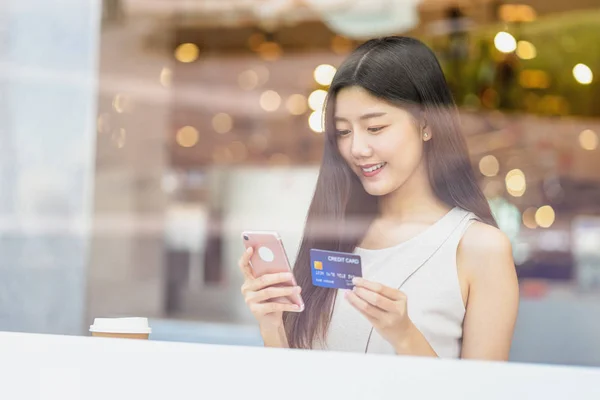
[{"xmin": 310, "ymin": 249, "xmax": 362, "ymax": 289}]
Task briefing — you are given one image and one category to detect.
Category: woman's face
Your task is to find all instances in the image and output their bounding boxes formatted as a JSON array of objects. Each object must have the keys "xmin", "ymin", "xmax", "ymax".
[{"xmin": 334, "ymin": 86, "xmax": 429, "ymax": 197}]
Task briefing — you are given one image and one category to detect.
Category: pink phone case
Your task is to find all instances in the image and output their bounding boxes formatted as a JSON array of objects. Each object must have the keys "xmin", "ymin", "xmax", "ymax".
[{"xmin": 241, "ymin": 231, "xmax": 305, "ymax": 312}]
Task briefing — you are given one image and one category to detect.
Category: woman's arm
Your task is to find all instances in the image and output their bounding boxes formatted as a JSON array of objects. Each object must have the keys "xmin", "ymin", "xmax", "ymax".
[
  {"xmin": 261, "ymin": 323, "xmax": 290, "ymax": 348},
  {"xmin": 392, "ymin": 322, "xmax": 437, "ymax": 356},
  {"xmin": 346, "ymin": 221, "xmax": 518, "ymax": 359},
  {"xmin": 457, "ymin": 222, "xmax": 520, "ymax": 361},
  {"xmin": 346, "ymin": 279, "xmax": 440, "ymax": 357}
]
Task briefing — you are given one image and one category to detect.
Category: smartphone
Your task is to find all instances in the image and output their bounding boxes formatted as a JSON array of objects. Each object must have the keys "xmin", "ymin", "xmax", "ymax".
[{"xmin": 241, "ymin": 230, "xmax": 305, "ymax": 312}]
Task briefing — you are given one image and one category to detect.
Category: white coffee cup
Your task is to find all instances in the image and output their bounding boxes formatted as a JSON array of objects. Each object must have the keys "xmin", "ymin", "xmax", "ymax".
[{"xmin": 89, "ymin": 317, "xmax": 152, "ymax": 340}]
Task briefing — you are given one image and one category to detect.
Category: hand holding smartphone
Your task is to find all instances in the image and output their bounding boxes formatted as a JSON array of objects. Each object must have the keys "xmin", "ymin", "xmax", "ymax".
[{"xmin": 239, "ymin": 231, "xmax": 305, "ymax": 314}]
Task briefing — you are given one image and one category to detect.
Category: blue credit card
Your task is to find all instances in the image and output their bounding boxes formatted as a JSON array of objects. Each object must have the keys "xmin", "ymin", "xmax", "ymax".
[{"xmin": 310, "ymin": 249, "xmax": 362, "ymax": 289}]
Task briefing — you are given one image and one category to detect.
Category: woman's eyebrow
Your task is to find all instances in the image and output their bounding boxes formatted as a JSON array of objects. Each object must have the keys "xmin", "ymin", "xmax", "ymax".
[{"xmin": 334, "ymin": 112, "xmax": 388, "ymax": 122}]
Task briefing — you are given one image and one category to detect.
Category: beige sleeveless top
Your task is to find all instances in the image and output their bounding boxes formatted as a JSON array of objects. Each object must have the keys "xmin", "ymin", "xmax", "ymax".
[{"xmin": 314, "ymin": 207, "xmax": 478, "ymax": 358}]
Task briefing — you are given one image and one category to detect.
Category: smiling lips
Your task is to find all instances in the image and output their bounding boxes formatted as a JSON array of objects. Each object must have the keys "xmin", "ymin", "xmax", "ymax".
[{"xmin": 359, "ymin": 162, "xmax": 386, "ymax": 177}]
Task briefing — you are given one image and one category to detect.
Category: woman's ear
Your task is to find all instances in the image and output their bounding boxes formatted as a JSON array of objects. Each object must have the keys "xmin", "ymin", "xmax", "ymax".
[{"xmin": 422, "ymin": 116, "xmax": 432, "ymax": 142}]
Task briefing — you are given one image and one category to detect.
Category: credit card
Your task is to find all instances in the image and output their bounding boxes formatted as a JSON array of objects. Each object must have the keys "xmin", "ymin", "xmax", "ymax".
[{"xmin": 310, "ymin": 249, "xmax": 362, "ymax": 289}]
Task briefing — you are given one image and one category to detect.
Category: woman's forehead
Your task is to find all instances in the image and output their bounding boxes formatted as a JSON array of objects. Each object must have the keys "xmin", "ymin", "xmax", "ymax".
[
  {"xmin": 336, "ymin": 87, "xmax": 390, "ymax": 113},
  {"xmin": 334, "ymin": 87, "xmax": 413, "ymax": 120}
]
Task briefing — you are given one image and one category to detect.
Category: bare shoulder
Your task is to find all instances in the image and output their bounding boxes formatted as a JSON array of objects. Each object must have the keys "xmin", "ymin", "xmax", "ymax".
[
  {"xmin": 457, "ymin": 221, "xmax": 515, "ymax": 278},
  {"xmin": 459, "ymin": 221, "xmax": 512, "ymax": 257}
]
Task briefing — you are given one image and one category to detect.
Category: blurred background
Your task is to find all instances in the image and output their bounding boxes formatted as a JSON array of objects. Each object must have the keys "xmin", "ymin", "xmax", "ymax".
[{"xmin": 1, "ymin": 0, "xmax": 600, "ymax": 366}]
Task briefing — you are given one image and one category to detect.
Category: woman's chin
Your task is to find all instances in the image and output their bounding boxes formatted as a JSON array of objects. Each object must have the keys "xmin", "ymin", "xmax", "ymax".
[{"xmin": 362, "ymin": 182, "xmax": 393, "ymax": 197}]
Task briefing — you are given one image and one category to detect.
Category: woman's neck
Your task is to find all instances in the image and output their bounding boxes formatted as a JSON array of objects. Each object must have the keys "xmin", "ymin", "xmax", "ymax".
[{"xmin": 377, "ymin": 163, "xmax": 450, "ymax": 222}]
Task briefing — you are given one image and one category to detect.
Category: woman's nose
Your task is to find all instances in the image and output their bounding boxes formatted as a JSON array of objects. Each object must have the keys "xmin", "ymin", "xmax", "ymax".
[{"xmin": 350, "ymin": 132, "xmax": 373, "ymax": 159}]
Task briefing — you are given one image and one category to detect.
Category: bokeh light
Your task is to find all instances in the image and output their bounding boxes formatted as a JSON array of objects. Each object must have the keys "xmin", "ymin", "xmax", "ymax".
[
  {"xmin": 579, "ymin": 129, "xmax": 598, "ymax": 151},
  {"xmin": 314, "ymin": 64, "xmax": 337, "ymax": 86},
  {"xmin": 505, "ymin": 169, "xmax": 527, "ymax": 197},
  {"xmin": 535, "ymin": 205, "xmax": 556, "ymax": 228},
  {"xmin": 573, "ymin": 63, "xmax": 593, "ymax": 85},
  {"xmin": 309, "ymin": 111, "xmax": 324, "ymax": 133},
  {"xmin": 238, "ymin": 70, "xmax": 259, "ymax": 91},
  {"xmin": 308, "ymin": 89, "xmax": 328, "ymax": 111},
  {"xmin": 160, "ymin": 67, "xmax": 172, "ymax": 87},
  {"xmin": 519, "ymin": 70, "xmax": 550, "ymax": 89},
  {"xmin": 499, "ymin": 4, "xmax": 537, "ymax": 22},
  {"xmin": 479, "ymin": 155, "xmax": 500, "ymax": 177},
  {"xmin": 494, "ymin": 32, "xmax": 517, "ymax": 53},
  {"xmin": 257, "ymin": 42, "xmax": 282, "ymax": 61},
  {"xmin": 249, "ymin": 133, "xmax": 269, "ymax": 152},
  {"xmin": 516, "ymin": 41, "xmax": 537, "ymax": 60},
  {"xmin": 212, "ymin": 146, "xmax": 233, "ymax": 164},
  {"xmin": 260, "ymin": 90, "xmax": 281, "ymax": 112},
  {"xmin": 174, "ymin": 43, "xmax": 199, "ymax": 63},
  {"xmin": 254, "ymin": 65, "xmax": 270, "ymax": 85},
  {"xmin": 248, "ymin": 32, "xmax": 265, "ymax": 51},
  {"xmin": 331, "ymin": 35, "xmax": 353, "ymax": 55},
  {"xmin": 516, "ymin": 5, "xmax": 537, "ymax": 22},
  {"xmin": 286, "ymin": 94, "xmax": 308, "ymax": 116},
  {"xmin": 523, "ymin": 207, "xmax": 538, "ymax": 229},
  {"xmin": 176, "ymin": 126, "xmax": 199, "ymax": 148},
  {"xmin": 212, "ymin": 113, "xmax": 233, "ymax": 134}
]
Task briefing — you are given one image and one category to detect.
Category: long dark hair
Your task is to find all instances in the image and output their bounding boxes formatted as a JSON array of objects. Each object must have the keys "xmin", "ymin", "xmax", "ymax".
[{"xmin": 283, "ymin": 36, "xmax": 496, "ymax": 349}]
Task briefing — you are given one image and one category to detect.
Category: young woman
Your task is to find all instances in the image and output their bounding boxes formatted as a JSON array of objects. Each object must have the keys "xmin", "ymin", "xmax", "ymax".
[{"xmin": 239, "ymin": 36, "xmax": 519, "ymax": 360}]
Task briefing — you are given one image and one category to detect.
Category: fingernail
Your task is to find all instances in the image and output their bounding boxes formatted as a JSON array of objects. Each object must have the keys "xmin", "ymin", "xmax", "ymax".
[
  {"xmin": 352, "ymin": 277, "xmax": 360, "ymax": 285},
  {"xmin": 352, "ymin": 286, "xmax": 357, "ymax": 292},
  {"xmin": 246, "ymin": 247, "xmax": 252, "ymax": 253}
]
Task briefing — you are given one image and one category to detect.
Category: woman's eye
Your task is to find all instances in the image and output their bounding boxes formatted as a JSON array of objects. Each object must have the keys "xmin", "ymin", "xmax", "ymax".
[
  {"xmin": 368, "ymin": 126, "xmax": 386, "ymax": 133},
  {"xmin": 336, "ymin": 129, "xmax": 351, "ymax": 136}
]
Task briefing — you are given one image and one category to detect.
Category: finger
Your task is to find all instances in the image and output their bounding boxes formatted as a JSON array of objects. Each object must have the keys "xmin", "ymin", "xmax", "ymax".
[
  {"xmin": 352, "ymin": 287, "xmax": 396, "ymax": 312},
  {"xmin": 353, "ymin": 278, "xmax": 402, "ymax": 300},
  {"xmin": 251, "ymin": 285, "xmax": 301, "ymax": 303},
  {"xmin": 345, "ymin": 290, "xmax": 384, "ymax": 320},
  {"xmin": 247, "ymin": 272, "xmax": 295, "ymax": 292},
  {"xmin": 251, "ymin": 302, "xmax": 302, "ymax": 315},
  {"xmin": 238, "ymin": 247, "xmax": 254, "ymax": 279}
]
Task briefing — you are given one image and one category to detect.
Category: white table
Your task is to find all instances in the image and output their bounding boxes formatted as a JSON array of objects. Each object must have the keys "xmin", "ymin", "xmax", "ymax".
[{"xmin": 1, "ymin": 331, "xmax": 599, "ymax": 400}]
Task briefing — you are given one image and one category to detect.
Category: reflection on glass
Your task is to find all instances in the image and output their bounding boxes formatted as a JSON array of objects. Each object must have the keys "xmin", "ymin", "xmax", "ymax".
[
  {"xmin": 160, "ymin": 67, "xmax": 173, "ymax": 87},
  {"xmin": 111, "ymin": 128, "xmax": 126, "ymax": 149}
]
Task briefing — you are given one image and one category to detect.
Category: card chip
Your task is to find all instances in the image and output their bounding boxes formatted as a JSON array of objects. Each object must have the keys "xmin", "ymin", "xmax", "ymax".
[{"xmin": 314, "ymin": 261, "xmax": 323, "ymax": 270}]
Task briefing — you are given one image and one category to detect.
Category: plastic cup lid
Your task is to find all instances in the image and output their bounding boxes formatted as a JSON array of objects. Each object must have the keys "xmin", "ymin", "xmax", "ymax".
[{"xmin": 89, "ymin": 317, "xmax": 152, "ymax": 334}]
